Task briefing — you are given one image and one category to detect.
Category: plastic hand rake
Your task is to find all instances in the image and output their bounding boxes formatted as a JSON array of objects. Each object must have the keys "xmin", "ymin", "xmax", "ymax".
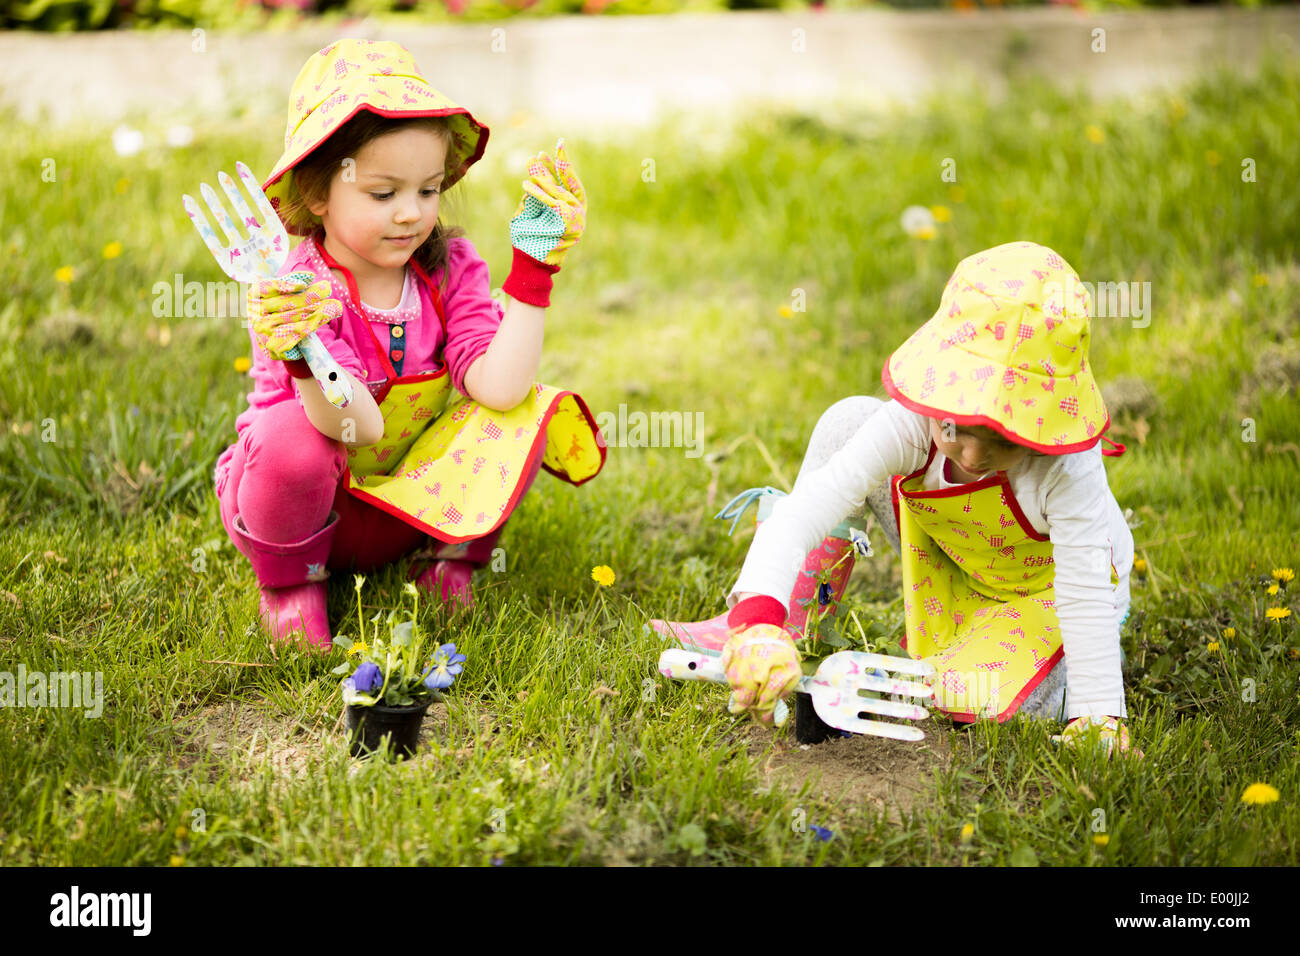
[
  {"xmin": 658, "ymin": 648, "xmax": 937, "ymax": 741},
  {"xmin": 182, "ymin": 160, "xmax": 353, "ymax": 409}
]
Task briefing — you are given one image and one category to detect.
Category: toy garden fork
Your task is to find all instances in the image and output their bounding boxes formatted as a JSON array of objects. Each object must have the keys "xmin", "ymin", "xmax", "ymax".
[{"xmin": 182, "ymin": 160, "xmax": 353, "ymax": 408}]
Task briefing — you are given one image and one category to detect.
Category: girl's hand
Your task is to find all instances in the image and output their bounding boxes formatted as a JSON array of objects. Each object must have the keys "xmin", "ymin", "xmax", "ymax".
[
  {"xmin": 720, "ymin": 623, "xmax": 803, "ymax": 727},
  {"xmin": 246, "ymin": 271, "xmax": 343, "ymax": 361},
  {"xmin": 501, "ymin": 139, "xmax": 587, "ymax": 308},
  {"xmin": 1051, "ymin": 715, "xmax": 1144, "ymax": 759}
]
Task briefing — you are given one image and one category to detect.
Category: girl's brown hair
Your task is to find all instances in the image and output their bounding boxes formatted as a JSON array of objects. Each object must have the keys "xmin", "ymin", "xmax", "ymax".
[{"xmin": 276, "ymin": 110, "xmax": 466, "ymax": 293}]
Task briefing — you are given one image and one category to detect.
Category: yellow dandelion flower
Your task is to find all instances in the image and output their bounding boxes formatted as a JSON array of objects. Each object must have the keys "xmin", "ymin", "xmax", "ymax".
[
  {"xmin": 1266, "ymin": 608, "xmax": 1292, "ymax": 621},
  {"xmin": 591, "ymin": 565, "xmax": 615, "ymax": 588},
  {"xmin": 1240, "ymin": 783, "xmax": 1280, "ymax": 806},
  {"xmin": 1207, "ymin": 641, "xmax": 1220, "ymax": 653},
  {"xmin": 930, "ymin": 205, "xmax": 952, "ymax": 223},
  {"xmin": 1133, "ymin": 558, "xmax": 1147, "ymax": 574},
  {"xmin": 1253, "ymin": 274, "xmax": 1269, "ymax": 287},
  {"xmin": 916, "ymin": 226, "xmax": 936, "ymax": 241},
  {"xmin": 1224, "ymin": 628, "xmax": 1236, "ymax": 640},
  {"xmin": 54, "ymin": 265, "xmax": 75, "ymax": 284},
  {"xmin": 174, "ymin": 825, "xmax": 188, "ymax": 841},
  {"xmin": 169, "ymin": 854, "xmax": 185, "ymax": 866},
  {"xmin": 347, "ymin": 641, "xmax": 369, "ymax": 658},
  {"xmin": 778, "ymin": 305, "xmax": 793, "ymax": 319},
  {"xmin": 1272, "ymin": 568, "xmax": 1294, "ymax": 583},
  {"xmin": 1268, "ymin": 584, "xmax": 1280, "ymax": 596},
  {"xmin": 1092, "ymin": 834, "xmax": 1109, "ymax": 847},
  {"xmin": 1205, "ymin": 150, "xmax": 1220, "ymax": 167},
  {"xmin": 115, "ymin": 177, "xmax": 130, "ymax": 194},
  {"xmin": 233, "ymin": 356, "xmax": 251, "ymax": 373},
  {"xmin": 1085, "ymin": 125, "xmax": 1105, "ymax": 144},
  {"xmin": 102, "ymin": 241, "xmax": 123, "ymax": 260},
  {"xmin": 960, "ymin": 822, "xmax": 974, "ymax": 843},
  {"xmin": 948, "ymin": 185, "xmax": 966, "ymax": 204}
]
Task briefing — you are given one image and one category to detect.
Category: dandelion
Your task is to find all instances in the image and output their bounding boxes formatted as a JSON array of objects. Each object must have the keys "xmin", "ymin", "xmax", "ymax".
[
  {"xmin": 1253, "ymin": 274, "xmax": 1269, "ymax": 288},
  {"xmin": 169, "ymin": 855, "xmax": 185, "ymax": 866},
  {"xmin": 1205, "ymin": 150, "xmax": 1221, "ymax": 167},
  {"xmin": 102, "ymin": 241, "xmax": 123, "ymax": 260},
  {"xmin": 1085, "ymin": 125, "xmax": 1105, "ymax": 144},
  {"xmin": 1092, "ymin": 834, "xmax": 1109, "ymax": 847},
  {"xmin": 112, "ymin": 124, "xmax": 144, "ymax": 157},
  {"xmin": 1133, "ymin": 558, "xmax": 1147, "ymax": 574},
  {"xmin": 1207, "ymin": 641, "xmax": 1221, "ymax": 653},
  {"xmin": 591, "ymin": 565, "xmax": 615, "ymax": 587},
  {"xmin": 900, "ymin": 205, "xmax": 937, "ymax": 240},
  {"xmin": 1266, "ymin": 608, "xmax": 1291, "ymax": 621},
  {"xmin": 1223, "ymin": 627, "xmax": 1236, "ymax": 640},
  {"xmin": 233, "ymin": 356, "xmax": 251, "ymax": 373},
  {"xmin": 960, "ymin": 822, "xmax": 974, "ymax": 844},
  {"xmin": 1240, "ymin": 783, "xmax": 1280, "ymax": 806},
  {"xmin": 930, "ymin": 205, "xmax": 952, "ymax": 223},
  {"xmin": 347, "ymin": 641, "xmax": 369, "ymax": 658},
  {"xmin": 1268, "ymin": 584, "xmax": 1280, "ymax": 596},
  {"xmin": 948, "ymin": 185, "xmax": 966, "ymax": 204},
  {"xmin": 115, "ymin": 177, "xmax": 130, "ymax": 194},
  {"xmin": 174, "ymin": 825, "xmax": 188, "ymax": 841},
  {"xmin": 54, "ymin": 265, "xmax": 75, "ymax": 284},
  {"xmin": 1272, "ymin": 568, "xmax": 1294, "ymax": 583},
  {"xmin": 778, "ymin": 305, "xmax": 793, "ymax": 319}
]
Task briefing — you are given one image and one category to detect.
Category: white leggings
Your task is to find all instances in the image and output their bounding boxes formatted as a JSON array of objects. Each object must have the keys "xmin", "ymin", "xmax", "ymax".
[{"xmin": 793, "ymin": 396, "xmax": 1066, "ymax": 721}]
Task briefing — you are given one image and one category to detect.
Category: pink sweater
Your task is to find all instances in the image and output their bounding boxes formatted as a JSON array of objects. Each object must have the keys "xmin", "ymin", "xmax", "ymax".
[{"xmin": 213, "ymin": 234, "xmax": 503, "ymax": 490}]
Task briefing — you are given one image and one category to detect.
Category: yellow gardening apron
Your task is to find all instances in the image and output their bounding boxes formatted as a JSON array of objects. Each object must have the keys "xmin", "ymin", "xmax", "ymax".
[
  {"xmin": 318, "ymin": 245, "xmax": 605, "ymax": 544},
  {"xmin": 891, "ymin": 437, "xmax": 1125, "ymax": 722}
]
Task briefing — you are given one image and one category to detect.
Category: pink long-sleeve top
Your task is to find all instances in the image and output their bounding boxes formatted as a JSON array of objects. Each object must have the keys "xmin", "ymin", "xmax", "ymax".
[{"xmin": 213, "ymin": 233, "xmax": 503, "ymax": 491}]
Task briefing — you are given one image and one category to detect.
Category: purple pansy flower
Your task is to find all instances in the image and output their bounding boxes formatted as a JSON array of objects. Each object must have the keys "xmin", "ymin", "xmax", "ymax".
[
  {"xmin": 422, "ymin": 642, "xmax": 467, "ymax": 691},
  {"xmin": 810, "ymin": 825, "xmax": 834, "ymax": 842},
  {"xmin": 352, "ymin": 661, "xmax": 383, "ymax": 694}
]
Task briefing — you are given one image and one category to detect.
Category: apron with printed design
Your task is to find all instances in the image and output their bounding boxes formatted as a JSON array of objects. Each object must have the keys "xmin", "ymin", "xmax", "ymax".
[
  {"xmin": 891, "ymin": 436, "xmax": 1125, "ymax": 722},
  {"xmin": 317, "ymin": 243, "xmax": 606, "ymax": 544}
]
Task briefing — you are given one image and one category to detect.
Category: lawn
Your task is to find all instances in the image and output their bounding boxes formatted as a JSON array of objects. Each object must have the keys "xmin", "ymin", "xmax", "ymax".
[{"xmin": 0, "ymin": 53, "xmax": 1297, "ymax": 865}]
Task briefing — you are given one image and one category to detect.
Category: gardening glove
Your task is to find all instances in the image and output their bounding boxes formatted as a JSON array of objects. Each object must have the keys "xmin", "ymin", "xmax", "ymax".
[
  {"xmin": 246, "ymin": 271, "xmax": 343, "ymax": 375},
  {"xmin": 1051, "ymin": 715, "xmax": 1144, "ymax": 760},
  {"xmin": 501, "ymin": 138, "xmax": 587, "ymax": 308},
  {"xmin": 720, "ymin": 623, "xmax": 803, "ymax": 728}
]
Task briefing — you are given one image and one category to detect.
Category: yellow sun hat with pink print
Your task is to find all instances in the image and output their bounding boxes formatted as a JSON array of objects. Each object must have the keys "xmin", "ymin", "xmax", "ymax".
[
  {"xmin": 882, "ymin": 240, "xmax": 1110, "ymax": 454},
  {"xmin": 262, "ymin": 38, "xmax": 489, "ymax": 236}
]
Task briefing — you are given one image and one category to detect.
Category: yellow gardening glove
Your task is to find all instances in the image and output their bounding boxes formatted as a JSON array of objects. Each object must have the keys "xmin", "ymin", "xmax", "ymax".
[
  {"xmin": 720, "ymin": 624, "xmax": 803, "ymax": 727},
  {"xmin": 1051, "ymin": 715, "xmax": 1144, "ymax": 760},
  {"xmin": 246, "ymin": 271, "xmax": 343, "ymax": 361}
]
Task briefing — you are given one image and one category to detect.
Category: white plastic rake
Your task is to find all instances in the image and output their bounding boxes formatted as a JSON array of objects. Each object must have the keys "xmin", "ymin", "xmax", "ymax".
[
  {"xmin": 181, "ymin": 160, "xmax": 353, "ymax": 409},
  {"xmin": 658, "ymin": 648, "xmax": 937, "ymax": 741}
]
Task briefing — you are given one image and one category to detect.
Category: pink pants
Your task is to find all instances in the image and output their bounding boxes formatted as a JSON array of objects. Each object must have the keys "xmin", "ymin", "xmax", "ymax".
[{"xmin": 217, "ymin": 399, "xmax": 543, "ymax": 580}]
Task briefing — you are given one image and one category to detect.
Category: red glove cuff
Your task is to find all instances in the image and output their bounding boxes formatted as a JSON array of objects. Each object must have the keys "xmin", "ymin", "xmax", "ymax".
[
  {"xmin": 501, "ymin": 247, "xmax": 560, "ymax": 308},
  {"xmin": 727, "ymin": 595, "xmax": 788, "ymax": 631},
  {"xmin": 282, "ymin": 357, "xmax": 313, "ymax": 379}
]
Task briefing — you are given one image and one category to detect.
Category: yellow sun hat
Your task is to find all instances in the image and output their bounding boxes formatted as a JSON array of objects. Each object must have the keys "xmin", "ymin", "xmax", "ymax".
[
  {"xmin": 262, "ymin": 38, "xmax": 489, "ymax": 236},
  {"xmin": 882, "ymin": 240, "xmax": 1109, "ymax": 454}
]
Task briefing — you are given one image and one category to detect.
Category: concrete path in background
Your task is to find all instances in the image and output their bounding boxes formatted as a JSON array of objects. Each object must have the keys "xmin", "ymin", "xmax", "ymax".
[{"xmin": 1, "ymin": 8, "xmax": 1297, "ymax": 135}]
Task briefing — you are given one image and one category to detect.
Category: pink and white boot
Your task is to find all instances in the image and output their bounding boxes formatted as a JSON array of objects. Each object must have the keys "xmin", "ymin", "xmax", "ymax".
[
  {"xmin": 647, "ymin": 487, "xmax": 861, "ymax": 652},
  {"xmin": 232, "ymin": 510, "xmax": 340, "ymax": 652}
]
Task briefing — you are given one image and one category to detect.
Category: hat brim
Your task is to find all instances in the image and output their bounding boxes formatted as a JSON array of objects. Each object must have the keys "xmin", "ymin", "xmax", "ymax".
[
  {"xmin": 263, "ymin": 103, "xmax": 489, "ymax": 236},
  {"xmin": 881, "ymin": 351, "xmax": 1110, "ymax": 456}
]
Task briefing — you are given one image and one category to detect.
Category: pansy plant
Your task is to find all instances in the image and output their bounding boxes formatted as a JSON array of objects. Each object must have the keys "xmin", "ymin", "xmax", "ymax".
[{"xmin": 333, "ymin": 576, "xmax": 467, "ymax": 707}]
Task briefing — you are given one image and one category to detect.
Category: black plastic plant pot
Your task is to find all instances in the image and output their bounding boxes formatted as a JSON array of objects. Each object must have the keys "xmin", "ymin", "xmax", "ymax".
[
  {"xmin": 344, "ymin": 699, "xmax": 432, "ymax": 759},
  {"xmin": 794, "ymin": 691, "xmax": 840, "ymax": 745}
]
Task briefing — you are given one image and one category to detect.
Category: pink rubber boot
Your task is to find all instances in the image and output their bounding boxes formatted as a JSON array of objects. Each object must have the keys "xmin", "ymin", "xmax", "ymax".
[
  {"xmin": 232, "ymin": 510, "xmax": 340, "ymax": 652},
  {"xmin": 647, "ymin": 487, "xmax": 859, "ymax": 652}
]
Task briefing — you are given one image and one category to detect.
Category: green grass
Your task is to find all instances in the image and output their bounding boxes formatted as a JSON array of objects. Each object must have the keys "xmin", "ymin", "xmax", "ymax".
[{"xmin": 1, "ymin": 54, "xmax": 1297, "ymax": 866}]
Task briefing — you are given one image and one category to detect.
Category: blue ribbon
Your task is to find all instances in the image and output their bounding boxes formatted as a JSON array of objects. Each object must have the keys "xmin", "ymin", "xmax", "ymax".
[{"xmin": 714, "ymin": 486, "xmax": 785, "ymax": 536}]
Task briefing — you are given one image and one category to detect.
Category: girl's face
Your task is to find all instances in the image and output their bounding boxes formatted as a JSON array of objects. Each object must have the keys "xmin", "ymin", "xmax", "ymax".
[
  {"xmin": 307, "ymin": 127, "xmax": 449, "ymax": 277},
  {"xmin": 928, "ymin": 417, "xmax": 1031, "ymax": 477}
]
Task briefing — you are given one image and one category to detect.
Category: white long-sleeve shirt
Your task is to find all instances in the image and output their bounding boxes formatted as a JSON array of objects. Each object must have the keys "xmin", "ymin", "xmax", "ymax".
[{"xmin": 728, "ymin": 399, "xmax": 1133, "ymax": 719}]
